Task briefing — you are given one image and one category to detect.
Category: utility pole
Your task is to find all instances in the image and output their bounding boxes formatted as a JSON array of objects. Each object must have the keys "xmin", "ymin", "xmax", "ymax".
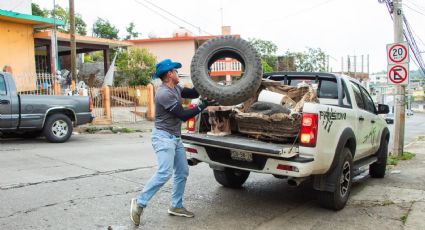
[
  {"xmin": 392, "ymin": 0, "xmax": 406, "ymax": 157},
  {"xmin": 69, "ymin": 0, "xmax": 77, "ymax": 91}
]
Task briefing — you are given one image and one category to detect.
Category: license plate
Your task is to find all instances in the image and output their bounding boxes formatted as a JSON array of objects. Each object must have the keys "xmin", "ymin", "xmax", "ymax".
[{"xmin": 230, "ymin": 150, "xmax": 253, "ymax": 162}]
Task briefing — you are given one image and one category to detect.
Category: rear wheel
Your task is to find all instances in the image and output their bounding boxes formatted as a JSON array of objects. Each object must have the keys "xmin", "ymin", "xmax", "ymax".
[
  {"xmin": 43, "ymin": 114, "xmax": 73, "ymax": 143},
  {"xmin": 318, "ymin": 147, "xmax": 353, "ymax": 210},
  {"xmin": 369, "ymin": 140, "xmax": 388, "ymax": 178},
  {"xmin": 213, "ymin": 168, "xmax": 250, "ymax": 188}
]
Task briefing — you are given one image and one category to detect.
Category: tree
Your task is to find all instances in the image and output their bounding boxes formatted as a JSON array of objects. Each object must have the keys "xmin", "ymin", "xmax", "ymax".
[
  {"xmin": 92, "ymin": 18, "xmax": 119, "ymax": 40},
  {"xmin": 124, "ymin": 22, "xmax": 140, "ymax": 40},
  {"xmin": 47, "ymin": 5, "xmax": 87, "ymax": 35},
  {"xmin": 248, "ymin": 38, "xmax": 278, "ymax": 71},
  {"xmin": 284, "ymin": 48, "xmax": 327, "ymax": 72},
  {"xmin": 115, "ymin": 48, "xmax": 157, "ymax": 86},
  {"xmin": 31, "ymin": 3, "xmax": 47, "ymax": 17}
]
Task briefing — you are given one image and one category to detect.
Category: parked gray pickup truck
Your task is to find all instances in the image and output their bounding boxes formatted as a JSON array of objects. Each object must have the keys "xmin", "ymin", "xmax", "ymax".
[{"xmin": 0, "ymin": 72, "xmax": 93, "ymax": 143}]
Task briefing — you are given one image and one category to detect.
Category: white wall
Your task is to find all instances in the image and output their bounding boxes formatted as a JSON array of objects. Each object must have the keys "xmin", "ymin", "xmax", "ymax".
[{"xmin": 0, "ymin": 0, "xmax": 32, "ymax": 14}]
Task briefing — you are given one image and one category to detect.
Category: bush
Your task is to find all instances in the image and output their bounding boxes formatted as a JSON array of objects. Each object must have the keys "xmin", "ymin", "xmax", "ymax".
[{"xmin": 115, "ymin": 48, "xmax": 156, "ymax": 86}]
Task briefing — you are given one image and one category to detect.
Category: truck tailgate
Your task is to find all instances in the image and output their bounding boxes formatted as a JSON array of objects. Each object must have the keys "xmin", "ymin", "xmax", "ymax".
[{"xmin": 181, "ymin": 133, "xmax": 294, "ymax": 155}]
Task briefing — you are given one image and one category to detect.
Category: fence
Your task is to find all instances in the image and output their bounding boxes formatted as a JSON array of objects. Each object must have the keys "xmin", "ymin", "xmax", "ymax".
[
  {"xmin": 11, "ymin": 73, "xmax": 155, "ymax": 124},
  {"xmin": 13, "ymin": 73, "xmax": 59, "ymax": 95},
  {"xmin": 89, "ymin": 85, "xmax": 155, "ymax": 124}
]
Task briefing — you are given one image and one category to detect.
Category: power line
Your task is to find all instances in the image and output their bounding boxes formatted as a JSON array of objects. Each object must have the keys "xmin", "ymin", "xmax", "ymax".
[
  {"xmin": 133, "ymin": 0, "xmax": 213, "ymax": 36},
  {"xmin": 132, "ymin": 0, "xmax": 187, "ymax": 31},
  {"xmin": 405, "ymin": 0, "xmax": 425, "ymax": 12},
  {"xmin": 384, "ymin": 0, "xmax": 425, "ymax": 77},
  {"xmin": 404, "ymin": 3, "xmax": 425, "ymax": 17}
]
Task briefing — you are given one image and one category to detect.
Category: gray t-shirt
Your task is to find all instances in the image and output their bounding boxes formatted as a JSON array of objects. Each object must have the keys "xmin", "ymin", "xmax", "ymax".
[{"xmin": 154, "ymin": 84, "xmax": 183, "ymax": 136}]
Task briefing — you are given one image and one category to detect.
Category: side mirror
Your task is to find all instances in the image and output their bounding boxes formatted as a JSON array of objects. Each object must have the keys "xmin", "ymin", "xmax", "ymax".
[{"xmin": 377, "ymin": 104, "xmax": 389, "ymax": 114}]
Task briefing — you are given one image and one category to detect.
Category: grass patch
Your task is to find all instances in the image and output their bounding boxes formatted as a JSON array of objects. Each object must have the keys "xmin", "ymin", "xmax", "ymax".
[
  {"xmin": 400, "ymin": 214, "xmax": 408, "ymax": 224},
  {"xmin": 382, "ymin": 200, "xmax": 395, "ymax": 206},
  {"xmin": 82, "ymin": 126, "xmax": 144, "ymax": 134},
  {"xmin": 417, "ymin": 135, "xmax": 425, "ymax": 141},
  {"xmin": 387, "ymin": 152, "xmax": 416, "ymax": 166},
  {"xmin": 84, "ymin": 125, "xmax": 100, "ymax": 134}
]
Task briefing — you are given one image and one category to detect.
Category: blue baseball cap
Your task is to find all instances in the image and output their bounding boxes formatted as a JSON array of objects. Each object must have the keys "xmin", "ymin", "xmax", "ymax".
[{"xmin": 152, "ymin": 59, "xmax": 182, "ymax": 80}]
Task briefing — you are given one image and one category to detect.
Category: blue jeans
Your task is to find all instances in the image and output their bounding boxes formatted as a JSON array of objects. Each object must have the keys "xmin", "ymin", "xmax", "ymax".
[{"xmin": 137, "ymin": 128, "xmax": 189, "ymax": 209}]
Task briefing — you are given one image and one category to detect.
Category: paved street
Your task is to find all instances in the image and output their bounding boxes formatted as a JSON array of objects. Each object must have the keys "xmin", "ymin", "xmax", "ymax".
[{"xmin": 0, "ymin": 114, "xmax": 424, "ymax": 230}]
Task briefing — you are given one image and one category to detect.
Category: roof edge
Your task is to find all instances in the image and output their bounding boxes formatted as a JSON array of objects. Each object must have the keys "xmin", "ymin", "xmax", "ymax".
[{"xmin": 0, "ymin": 9, "xmax": 65, "ymax": 26}]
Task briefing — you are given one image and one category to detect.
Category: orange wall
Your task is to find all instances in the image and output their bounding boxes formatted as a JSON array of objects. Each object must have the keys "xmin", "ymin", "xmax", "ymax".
[
  {"xmin": 132, "ymin": 40, "xmax": 195, "ymax": 76},
  {"xmin": 0, "ymin": 21, "xmax": 36, "ymax": 75}
]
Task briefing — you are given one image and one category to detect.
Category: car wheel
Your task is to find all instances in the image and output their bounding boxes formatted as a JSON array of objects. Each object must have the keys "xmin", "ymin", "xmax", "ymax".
[
  {"xmin": 213, "ymin": 168, "xmax": 250, "ymax": 188},
  {"xmin": 318, "ymin": 147, "xmax": 353, "ymax": 210},
  {"xmin": 369, "ymin": 140, "xmax": 388, "ymax": 178},
  {"xmin": 43, "ymin": 114, "xmax": 73, "ymax": 143},
  {"xmin": 190, "ymin": 36, "xmax": 262, "ymax": 106}
]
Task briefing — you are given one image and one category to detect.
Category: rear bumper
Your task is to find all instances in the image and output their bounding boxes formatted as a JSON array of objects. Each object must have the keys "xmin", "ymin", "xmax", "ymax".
[
  {"xmin": 184, "ymin": 143, "xmax": 315, "ymax": 178},
  {"xmin": 76, "ymin": 112, "xmax": 94, "ymax": 126}
]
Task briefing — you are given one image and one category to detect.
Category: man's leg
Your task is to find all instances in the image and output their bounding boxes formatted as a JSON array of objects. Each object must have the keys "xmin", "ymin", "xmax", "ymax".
[
  {"xmin": 137, "ymin": 137, "xmax": 175, "ymax": 208},
  {"xmin": 171, "ymin": 139, "xmax": 189, "ymax": 208}
]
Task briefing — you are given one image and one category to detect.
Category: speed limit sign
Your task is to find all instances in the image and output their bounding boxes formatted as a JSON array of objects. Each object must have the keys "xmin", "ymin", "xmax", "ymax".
[{"xmin": 387, "ymin": 42, "xmax": 409, "ymax": 64}]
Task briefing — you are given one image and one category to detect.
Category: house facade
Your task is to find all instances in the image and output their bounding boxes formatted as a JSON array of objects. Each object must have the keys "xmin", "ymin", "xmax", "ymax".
[
  {"xmin": 129, "ymin": 26, "xmax": 242, "ymax": 84},
  {"xmin": 0, "ymin": 8, "xmax": 64, "ymax": 75}
]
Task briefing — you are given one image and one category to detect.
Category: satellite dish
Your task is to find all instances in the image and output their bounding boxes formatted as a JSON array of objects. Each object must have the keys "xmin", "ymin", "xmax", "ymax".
[{"xmin": 148, "ymin": 32, "xmax": 158, "ymax": 38}]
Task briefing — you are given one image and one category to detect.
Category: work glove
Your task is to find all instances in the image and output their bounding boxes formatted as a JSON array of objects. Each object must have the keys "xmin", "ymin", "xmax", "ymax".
[{"xmin": 198, "ymin": 97, "xmax": 219, "ymax": 110}]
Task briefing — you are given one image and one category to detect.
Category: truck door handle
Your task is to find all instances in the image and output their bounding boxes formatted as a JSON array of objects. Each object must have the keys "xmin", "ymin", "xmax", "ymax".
[
  {"xmin": 359, "ymin": 116, "xmax": 364, "ymax": 121},
  {"xmin": 0, "ymin": 100, "xmax": 10, "ymax": 104}
]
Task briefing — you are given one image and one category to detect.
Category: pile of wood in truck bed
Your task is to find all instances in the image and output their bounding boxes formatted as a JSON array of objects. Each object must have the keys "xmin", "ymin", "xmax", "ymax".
[{"xmin": 234, "ymin": 79, "xmax": 319, "ymax": 142}]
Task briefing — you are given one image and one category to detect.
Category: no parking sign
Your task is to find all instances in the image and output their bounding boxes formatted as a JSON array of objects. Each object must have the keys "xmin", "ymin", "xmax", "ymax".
[
  {"xmin": 387, "ymin": 42, "xmax": 409, "ymax": 85},
  {"xmin": 387, "ymin": 64, "xmax": 409, "ymax": 85}
]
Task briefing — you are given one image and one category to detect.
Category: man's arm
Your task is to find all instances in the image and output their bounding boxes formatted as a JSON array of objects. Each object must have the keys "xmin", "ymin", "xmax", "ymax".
[
  {"xmin": 181, "ymin": 87, "xmax": 199, "ymax": 99},
  {"xmin": 168, "ymin": 102, "xmax": 204, "ymax": 122}
]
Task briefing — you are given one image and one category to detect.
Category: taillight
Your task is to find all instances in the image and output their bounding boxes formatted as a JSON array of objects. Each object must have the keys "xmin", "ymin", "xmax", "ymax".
[
  {"xmin": 299, "ymin": 113, "xmax": 318, "ymax": 147},
  {"xmin": 186, "ymin": 104, "xmax": 196, "ymax": 133},
  {"xmin": 185, "ymin": 147, "xmax": 198, "ymax": 154},
  {"xmin": 89, "ymin": 97, "xmax": 93, "ymax": 112}
]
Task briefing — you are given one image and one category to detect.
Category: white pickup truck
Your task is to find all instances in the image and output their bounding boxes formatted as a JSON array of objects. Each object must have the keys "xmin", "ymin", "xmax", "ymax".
[{"xmin": 182, "ymin": 72, "xmax": 390, "ymax": 210}]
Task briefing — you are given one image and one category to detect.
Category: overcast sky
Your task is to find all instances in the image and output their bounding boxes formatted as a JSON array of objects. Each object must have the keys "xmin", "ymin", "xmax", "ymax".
[{"xmin": 33, "ymin": 0, "xmax": 425, "ymax": 74}]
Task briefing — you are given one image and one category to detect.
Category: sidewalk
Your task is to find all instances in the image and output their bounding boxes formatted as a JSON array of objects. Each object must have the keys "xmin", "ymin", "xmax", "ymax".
[{"xmin": 402, "ymin": 140, "xmax": 425, "ymax": 230}]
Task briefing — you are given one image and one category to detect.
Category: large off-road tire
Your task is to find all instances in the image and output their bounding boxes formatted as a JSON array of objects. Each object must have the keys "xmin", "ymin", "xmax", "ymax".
[
  {"xmin": 318, "ymin": 148, "xmax": 353, "ymax": 210},
  {"xmin": 191, "ymin": 35, "xmax": 262, "ymax": 106},
  {"xmin": 213, "ymin": 168, "xmax": 250, "ymax": 188},
  {"xmin": 43, "ymin": 114, "xmax": 73, "ymax": 143},
  {"xmin": 369, "ymin": 140, "xmax": 388, "ymax": 178}
]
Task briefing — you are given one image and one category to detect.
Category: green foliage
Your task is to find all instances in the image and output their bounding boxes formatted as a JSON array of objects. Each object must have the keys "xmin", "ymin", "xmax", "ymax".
[
  {"xmin": 124, "ymin": 22, "xmax": 140, "ymax": 40},
  {"xmin": 83, "ymin": 54, "xmax": 93, "ymax": 63},
  {"xmin": 248, "ymin": 38, "xmax": 278, "ymax": 56},
  {"xmin": 401, "ymin": 214, "xmax": 408, "ymax": 224},
  {"xmin": 83, "ymin": 51, "xmax": 104, "ymax": 63},
  {"xmin": 115, "ymin": 48, "xmax": 157, "ymax": 86},
  {"xmin": 285, "ymin": 47, "xmax": 327, "ymax": 72},
  {"xmin": 48, "ymin": 5, "xmax": 87, "ymax": 35},
  {"xmin": 248, "ymin": 38, "xmax": 278, "ymax": 71},
  {"xmin": 261, "ymin": 59, "xmax": 273, "ymax": 72},
  {"xmin": 387, "ymin": 152, "xmax": 416, "ymax": 165},
  {"xmin": 93, "ymin": 18, "xmax": 119, "ymax": 40},
  {"xmin": 31, "ymin": 3, "xmax": 47, "ymax": 17}
]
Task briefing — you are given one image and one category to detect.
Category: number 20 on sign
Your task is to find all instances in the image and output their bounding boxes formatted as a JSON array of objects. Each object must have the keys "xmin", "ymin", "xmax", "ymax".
[{"xmin": 386, "ymin": 42, "xmax": 409, "ymax": 64}]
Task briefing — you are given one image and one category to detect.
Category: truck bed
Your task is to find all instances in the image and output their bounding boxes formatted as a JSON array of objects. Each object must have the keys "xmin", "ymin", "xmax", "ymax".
[{"xmin": 181, "ymin": 133, "xmax": 293, "ymax": 155}]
